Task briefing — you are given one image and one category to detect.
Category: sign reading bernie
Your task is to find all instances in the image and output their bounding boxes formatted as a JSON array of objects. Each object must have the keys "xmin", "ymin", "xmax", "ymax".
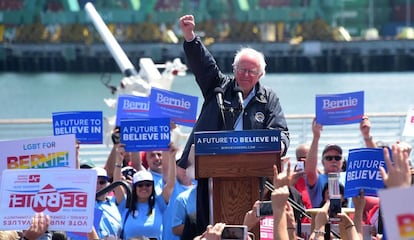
[{"xmin": 315, "ymin": 91, "xmax": 364, "ymax": 125}]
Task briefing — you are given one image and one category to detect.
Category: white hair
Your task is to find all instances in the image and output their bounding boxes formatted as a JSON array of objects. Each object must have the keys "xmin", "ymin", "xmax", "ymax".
[{"xmin": 232, "ymin": 47, "xmax": 266, "ymax": 77}]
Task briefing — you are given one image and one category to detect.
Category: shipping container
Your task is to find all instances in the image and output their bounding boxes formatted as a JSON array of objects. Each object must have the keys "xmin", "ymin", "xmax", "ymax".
[{"xmin": 380, "ymin": 21, "xmax": 414, "ymax": 37}]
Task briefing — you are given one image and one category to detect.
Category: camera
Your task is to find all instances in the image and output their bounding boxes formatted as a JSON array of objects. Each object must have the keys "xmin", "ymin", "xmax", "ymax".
[
  {"xmin": 221, "ymin": 225, "xmax": 247, "ymax": 240},
  {"xmin": 256, "ymin": 200, "xmax": 273, "ymax": 217},
  {"xmin": 122, "ymin": 166, "xmax": 137, "ymax": 179}
]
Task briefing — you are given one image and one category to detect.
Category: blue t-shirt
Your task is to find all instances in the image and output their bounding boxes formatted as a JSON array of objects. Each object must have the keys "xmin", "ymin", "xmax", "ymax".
[
  {"xmin": 95, "ymin": 197, "xmax": 122, "ymax": 239},
  {"xmin": 162, "ymin": 181, "xmax": 195, "ymax": 240},
  {"xmin": 119, "ymin": 195, "xmax": 167, "ymax": 240},
  {"xmin": 307, "ymin": 172, "xmax": 346, "ymax": 208},
  {"xmin": 150, "ymin": 170, "xmax": 164, "ymax": 195},
  {"xmin": 172, "ymin": 185, "xmax": 197, "ymax": 230}
]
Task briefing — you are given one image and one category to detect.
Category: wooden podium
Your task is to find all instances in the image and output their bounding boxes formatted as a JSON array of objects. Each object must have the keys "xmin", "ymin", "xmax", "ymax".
[{"xmin": 195, "ymin": 151, "xmax": 281, "ymax": 239}]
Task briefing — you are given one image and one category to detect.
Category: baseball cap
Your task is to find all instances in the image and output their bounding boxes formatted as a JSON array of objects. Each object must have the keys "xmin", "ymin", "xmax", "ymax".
[
  {"xmin": 133, "ymin": 170, "xmax": 153, "ymax": 184},
  {"xmin": 93, "ymin": 167, "xmax": 109, "ymax": 180},
  {"xmin": 80, "ymin": 158, "xmax": 96, "ymax": 169},
  {"xmin": 322, "ymin": 144, "xmax": 342, "ymax": 156}
]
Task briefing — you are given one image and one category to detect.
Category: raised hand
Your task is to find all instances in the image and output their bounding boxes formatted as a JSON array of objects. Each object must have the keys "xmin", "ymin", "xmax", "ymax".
[
  {"xmin": 22, "ymin": 212, "xmax": 50, "ymax": 240},
  {"xmin": 380, "ymin": 144, "xmax": 411, "ymax": 188},
  {"xmin": 179, "ymin": 15, "xmax": 196, "ymax": 42}
]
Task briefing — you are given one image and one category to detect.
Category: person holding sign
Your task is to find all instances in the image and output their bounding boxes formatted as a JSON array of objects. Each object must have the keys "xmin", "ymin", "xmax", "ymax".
[
  {"xmin": 19, "ymin": 213, "xmax": 50, "ymax": 240},
  {"xmin": 113, "ymin": 143, "xmax": 178, "ymax": 240},
  {"xmin": 178, "ymin": 14, "xmax": 290, "ymax": 232},
  {"xmin": 93, "ymin": 167, "xmax": 122, "ymax": 239},
  {"xmin": 305, "ymin": 118, "xmax": 346, "ymax": 208}
]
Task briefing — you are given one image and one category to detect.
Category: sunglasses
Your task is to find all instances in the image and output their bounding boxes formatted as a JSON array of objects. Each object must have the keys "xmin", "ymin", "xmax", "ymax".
[
  {"xmin": 136, "ymin": 182, "xmax": 152, "ymax": 188},
  {"xmin": 97, "ymin": 180, "xmax": 108, "ymax": 185},
  {"xmin": 324, "ymin": 155, "xmax": 342, "ymax": 161}
]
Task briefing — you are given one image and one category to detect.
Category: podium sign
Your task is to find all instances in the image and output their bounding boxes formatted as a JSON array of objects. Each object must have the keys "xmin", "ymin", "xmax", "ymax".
[
  {"xmin": 194, "ymin": 129, "xmax": 281, "ymax": 155},
  {"xmin": 195, "ymin": 130, "xmax": 281, "ymax": 239}
]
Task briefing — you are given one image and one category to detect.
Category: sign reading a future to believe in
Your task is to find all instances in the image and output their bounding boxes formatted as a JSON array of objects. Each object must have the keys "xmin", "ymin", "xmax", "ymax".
[{"xmin": 194, "ymin": 130, "xmax": 281, "ymax": 155}]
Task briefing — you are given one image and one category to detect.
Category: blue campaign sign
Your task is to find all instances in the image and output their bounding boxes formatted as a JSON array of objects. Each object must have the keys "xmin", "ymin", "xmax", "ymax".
[
  {"xmin": 52, "ymin": 111, "xmax": 103, "ymax": 144},
  {"xmin": 116, "ymin": 95, "xmax": 150, "ymax": 126},
  {"xmin": 149, "ymin": 87, "xmax": 198, "ymax": 128},
  {"xmin": 344, "ymin": 148, "xmax": 389, "ymax": 198},
  {"xmin": 194, "ymin": 130, "xmax": 281, "ymax": 155},
  {"xmin": 315, "ymin": 91, "xmax": 364, "ymax": 125},
  {"xmin": 120, "ymin": 118, "xmax": 170, "ymax": 152}
]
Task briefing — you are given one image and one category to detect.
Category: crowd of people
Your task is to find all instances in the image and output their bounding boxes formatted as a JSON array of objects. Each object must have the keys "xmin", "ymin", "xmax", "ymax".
[{"xmin": 2, "ymin": 14, "xmax": 413, "ymax": 240}]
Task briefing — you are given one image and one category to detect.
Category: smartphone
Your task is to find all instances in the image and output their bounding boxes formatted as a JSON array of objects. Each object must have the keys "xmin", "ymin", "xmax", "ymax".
[
  {"xmin": 221, "ymin": 225, "xmax": 247, "ymax": 240},
  {"xmin": 295, "ymin": 161, "xmax": 304, "ymax": 171},
  {"xmin": 329, "ymin": 197, "xmax": 341, "ymax": 222},
  {"xmin": 256, "ymin": 200, "xmax": 273, "ymax": 217}
]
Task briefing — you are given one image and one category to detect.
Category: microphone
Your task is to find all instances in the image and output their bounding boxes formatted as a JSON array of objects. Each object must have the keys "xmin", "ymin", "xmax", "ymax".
[
  {"xmin": 214, "ymin": 87, "xmax": 227, "ymax": 129},
  {"xmin": 214, "ymin": 87, "xmax": 225, "ymax": 110},
  {"xmin": 234, "ymin": 86, "xmax": 244, "ymax": 111}
]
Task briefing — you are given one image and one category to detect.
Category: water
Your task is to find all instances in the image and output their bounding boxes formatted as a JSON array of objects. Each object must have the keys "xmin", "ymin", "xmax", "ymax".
[
  {"xmin": 1, "ymin": 71, "xmax": 412, "ymax": 166},
  {"xmin": 1, "ymin": 72, "xmax": 413, "ymax": 120}
]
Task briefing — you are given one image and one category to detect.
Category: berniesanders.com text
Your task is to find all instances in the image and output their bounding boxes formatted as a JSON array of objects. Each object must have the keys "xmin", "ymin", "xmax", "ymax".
[{"xmin": 221, "ymin": 146, "xmax": 256, "ymax": 150}]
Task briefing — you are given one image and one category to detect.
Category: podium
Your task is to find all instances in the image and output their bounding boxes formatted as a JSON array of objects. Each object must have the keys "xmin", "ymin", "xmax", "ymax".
[{"xmin": 195, "ymin": 151, "xmax": 281, "ymax": 239}]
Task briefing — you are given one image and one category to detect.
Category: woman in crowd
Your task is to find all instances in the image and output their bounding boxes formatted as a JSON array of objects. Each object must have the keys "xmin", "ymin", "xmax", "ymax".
[{"xmin": 113, "ymin": 144, "xmax": 177, "ymax": 240}]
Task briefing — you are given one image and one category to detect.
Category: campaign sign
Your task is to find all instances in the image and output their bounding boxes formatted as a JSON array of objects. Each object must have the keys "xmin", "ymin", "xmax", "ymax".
[
  {"xmin": 53, "ymin": 111, "xmax": 103, "ymax": 144},
  {"xmin": 66, "ymin": 208, "xmax": 103, "ymax": 240},
  {"xmin": 344, "ymin": 148, "xmax": 387, "ymax": 198},
  {"xmin": 0, "ymin": 168, "xmax": 97, "ymax": 232},
  {"xmin": 0, "ymin": 134, "xmax": 77, "ymax": 173},
  {"xmin": 403, "ymin": 105, "xmax": 414, "ymax": 137},
  {"xmin": 378, "ymin": 185, "xmax": 414, "ymax": 240},
  {"xmin": 115, "ymin": 94, "xmax": 150, "ymax": 126},
  {"xmin": 260, "ymin": 216, "xmax": 274, "ymax": 240},
  {"xmin": 120, "ymin": 118, "xmax": 170, "ymax": 152},
  {"xmin": 194, "ymin": 130, "xmax": 281, "ymax": 155},
  {"xmin": 315, "ymin": 91, "xmax": 364, "ymax": 125},
  {"xmin": 149, "ymin": 87, "xmax": 198, "ymax": 127}
]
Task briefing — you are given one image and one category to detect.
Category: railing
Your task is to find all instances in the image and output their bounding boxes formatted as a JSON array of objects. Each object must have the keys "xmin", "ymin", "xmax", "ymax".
[{"xmin": 0, "ymin": 112, "xmax": 411, "ymax": 167}]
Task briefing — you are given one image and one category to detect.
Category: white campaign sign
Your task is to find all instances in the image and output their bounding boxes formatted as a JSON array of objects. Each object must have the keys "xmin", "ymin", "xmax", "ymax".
[
  {"xmin": 378, "ymin": 185, "xmax": 414, "ymax": 239},
  {"xmin": 0, "ymin": 168, "xmax": 97, "ymax": 232},
  {"xmin": 403, "ymin": 105, "xmax": 414, "ymax": 137},
  {"xmin": 0, "ymin": 134, "xmax": 77, "ymax": 173}
]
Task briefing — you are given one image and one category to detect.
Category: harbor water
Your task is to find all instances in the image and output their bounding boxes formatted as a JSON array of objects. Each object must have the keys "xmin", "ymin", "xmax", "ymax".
[
  {"xmin": 1, "ymin": 71, "xmax": 413, "ymax": 164},
  {"xmin": 1, "ymin": 71, "xmax": 413, "ymax": 119}
]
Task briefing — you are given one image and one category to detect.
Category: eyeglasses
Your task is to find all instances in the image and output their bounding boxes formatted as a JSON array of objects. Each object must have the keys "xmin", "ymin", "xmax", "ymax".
[
  {"xmin": 324, "ymin": 156, "xmax": 342, "ymax": 161},
  {"xmin": 136, "ymin": 182, "xmax": 152, "ymax": 188},
  {"xmin": 97, "ymin": 180, "xmax": 108, "ymax": 185},
  {"xmin": 235, "ymin": 67, "xmax": 260, "ymax": 77}
]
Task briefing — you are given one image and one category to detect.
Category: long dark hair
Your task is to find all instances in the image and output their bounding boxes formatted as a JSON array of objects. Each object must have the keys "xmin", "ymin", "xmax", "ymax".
[
  {"xmin": 129, "ymin": 181, "xmax": 156, "ymax": 216},
  {"xmin": 319, "ymin": 183, "xmax": 348, "ymax": 208}
]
